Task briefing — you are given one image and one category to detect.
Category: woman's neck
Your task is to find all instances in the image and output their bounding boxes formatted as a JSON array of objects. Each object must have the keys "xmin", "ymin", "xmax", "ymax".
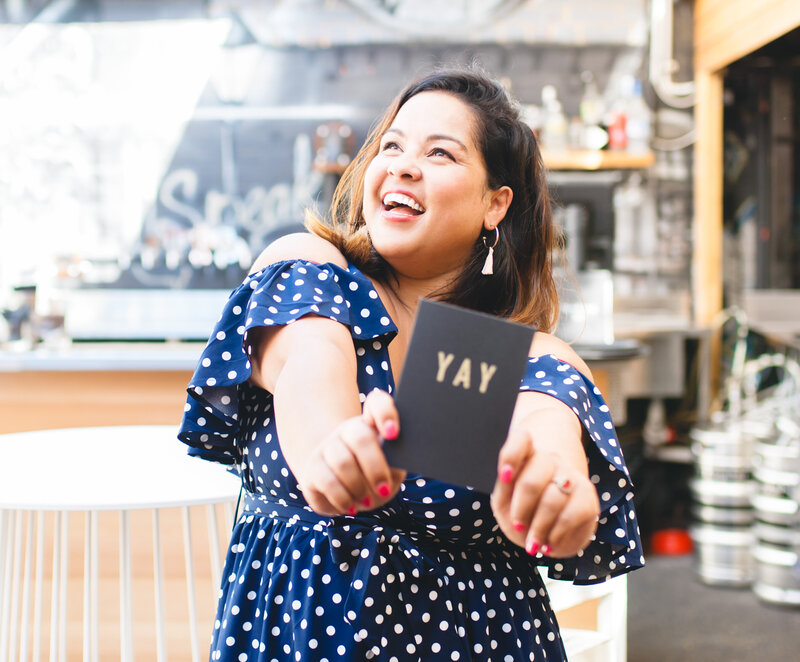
[
  {"xmin": 375, "ymin": 268, "xmax": 457, "ymax": 382},
  {"xmin": 386, "ymin": 267, "xmax": 459, "ymax": 318}
]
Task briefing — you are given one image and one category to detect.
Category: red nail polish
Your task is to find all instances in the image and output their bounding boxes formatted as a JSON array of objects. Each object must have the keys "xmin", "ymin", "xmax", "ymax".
[
  {"xmin": 512, "ymin": 521, "xmax": 526, "ymax": 532},
  {"xmin": 499, "ymin": 464, "xmax": 514, "ymax": 484},
  {"xmin": 347, "ymin": 505, "xmax": 357, "ymax": 516},
  {"xmin": 377, "ymin": 482, "xmax": 390, "ymax": 498},
  {"xmin": 526, "ymin": 540, "xmax": 540, "ymax": 556},
  {"xmin": 361, "ymin": 496, "xmax": 372, "ymax": 508},
  {"xmin": 383, "ymin": 421, "xmax": 398, "ymax": 440},
  {"xmin": 541, "ymin": 544, "xmax": 552, "ymax": 556}
]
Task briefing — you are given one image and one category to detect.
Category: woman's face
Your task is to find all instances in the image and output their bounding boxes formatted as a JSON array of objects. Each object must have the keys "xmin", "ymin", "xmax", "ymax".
[{"xmin": 362, "ymin": 91, "xmax": 510, "ymax": 279}]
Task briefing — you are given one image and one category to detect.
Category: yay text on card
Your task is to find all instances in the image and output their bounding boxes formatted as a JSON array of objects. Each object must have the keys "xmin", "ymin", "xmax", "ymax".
[{"xmin": 436, "ymin": 352, "xmax": 498, "ymax": 394}]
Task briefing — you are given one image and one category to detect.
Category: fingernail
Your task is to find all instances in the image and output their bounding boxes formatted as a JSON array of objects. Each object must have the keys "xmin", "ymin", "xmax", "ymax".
[
  {"xmin": 526, "ymin": 539, "xmax": 540, "ymax": 556},
  {"xmin": 382, "ymin": 420, "xmax": 398, "ymax": 440},
  {"xmin": 499, "ymin": 464, "xmax": 514, "ymax": 483},
  {"xmin": 512, "ymin": 520, "xmax": 526, "ymax": 532},
  {"xmin": 377, "ymin": 482, "xmax": 390, "ymax": 498},
  {"xmin": 541, "ymin": 544, "xmax": 552, "ymax": 556},
  {"xmin": 361, "ymin": 496, "xmax": 372, "ymax": 508}
]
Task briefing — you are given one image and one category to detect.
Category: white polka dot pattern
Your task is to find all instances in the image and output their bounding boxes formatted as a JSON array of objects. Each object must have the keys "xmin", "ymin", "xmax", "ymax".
[
  {"xmin": 178, "ymin": 260, "xmax": 643, "ymax": 661},
  {"xmin": 519, "ymin": 354, "xmax": 644, "ymax": 583}
]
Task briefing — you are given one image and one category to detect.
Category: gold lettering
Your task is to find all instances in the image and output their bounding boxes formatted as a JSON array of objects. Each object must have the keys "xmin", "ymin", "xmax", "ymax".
[
  {"xmin": 436, "ymin": 352, "xmax": 455, "ymax": 382},
  {"xmin": 451, "ymin": 358, "xmax": 472, "ymax": 390},
  {"xmin": 478, "ymin": 362, "xmax": 497, "ymax": 394}
]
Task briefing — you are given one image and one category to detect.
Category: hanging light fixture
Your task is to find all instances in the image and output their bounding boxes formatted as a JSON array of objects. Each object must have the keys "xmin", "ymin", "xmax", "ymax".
[
  {"xmin": 212, "ymin": 10, "xmax": 260, "ymax": 106},
  {"xmin": 344, "ymin": 0, "xmax": 527, "ymax": 38}
]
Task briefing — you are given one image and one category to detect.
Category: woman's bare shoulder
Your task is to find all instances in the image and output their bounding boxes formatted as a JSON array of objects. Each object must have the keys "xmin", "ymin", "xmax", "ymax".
[
  {"xmin": 250, "ymin": 232, "xmax": 348, "ymax": 274},
  {"xmin": 529, "ymin": 331, "xmax": 593, "ymax": 380}
]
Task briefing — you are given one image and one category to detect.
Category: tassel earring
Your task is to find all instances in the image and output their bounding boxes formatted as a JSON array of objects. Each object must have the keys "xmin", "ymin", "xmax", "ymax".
[{"xmin": 481, "ymin": 227, "xmax": 499, "ymax": 275}]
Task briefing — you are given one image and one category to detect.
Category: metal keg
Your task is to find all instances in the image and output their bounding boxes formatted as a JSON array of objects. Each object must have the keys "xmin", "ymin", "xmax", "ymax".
[
  {"xmin": 689, "ymin": 420, "xmax": 757, "ymax": 585},
  {"xmin": 691, "ymin": 422, "xmax": 757, "ymax": 461},
  {"xmin": 690, "ymin": 524, "xmax": 755, "ymax": 586},
  {"xmin": 690, "ymin": 421, "xmax": 756, "ymax": 513},
  {"xmin": 689, "ymin": 477, "xmax": 755, "ymax": 508},
  {"xmin": 692, "ymin": 503, "xmax": 754, "ymax": 527},
  {"xmin": 754, "ymin": 465, "xmax": 799, "ymax": 499},
  {"xmin": 754, "ymin": 438, "xmax": 800, "ymax": 474},
  {"xmin": 690, "ymin": 351, "xmax": 800, "ymax": 591},
  {"xmin": 754, "ymin": 521, "xmax": 800, "ymax": 547},
  {"xmin": 753, "ymin": 450, "xmax": 799, "ymax": 528},
  {"xmin": 752, "ymin": 417, "xmax": 800, "ymax": 606},
  {"xmin": 694, "ymin": 452, "xmax": 752, "ymax": 482},
  {"xmin": 753, "ymin": 544, "xmax": 800, "ymax": 607},
  {"xmin": 753, "ymin": 493, "xmax": 799, "ymax": 527}
]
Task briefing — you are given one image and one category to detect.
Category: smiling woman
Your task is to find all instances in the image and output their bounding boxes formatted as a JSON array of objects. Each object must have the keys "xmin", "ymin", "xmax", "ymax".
[
  {"xmin": 178, "ymin": 66, "xmax": 643, "ymax": 662},
  {"xmin": 360, "ymin": 91, "xmax": 512, "ymax": 282},
  {"xmin": 308, "ymin": 68, "xmax": 557, "ymax": 330}
]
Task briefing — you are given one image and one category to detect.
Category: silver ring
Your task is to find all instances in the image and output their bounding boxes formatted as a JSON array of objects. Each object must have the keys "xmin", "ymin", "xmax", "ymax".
[{"xmin": 550, "ymin": 476, "xmax": 574, "ymax": 495}]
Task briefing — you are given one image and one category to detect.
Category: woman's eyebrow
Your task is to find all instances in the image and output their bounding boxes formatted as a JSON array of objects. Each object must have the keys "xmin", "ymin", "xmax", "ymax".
[
  {"xmin": 383, "ymin": 128, "xmax": 467, "ymax": 151},
  {"xmin": 428, "ymin": 133, "xmax": 468, "ymax": 151}
]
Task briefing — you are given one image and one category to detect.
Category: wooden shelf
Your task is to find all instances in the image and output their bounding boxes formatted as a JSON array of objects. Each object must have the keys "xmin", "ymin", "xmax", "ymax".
[
  {"xmin": 312, "ymin": 161, "xmax": 349, "ymax": 174},
  {"xmin": 312, "ymin": 151, "xmax": 654, "ymax": 174},
  {"xmin": 543, "ymin": 149, "xmax": 655, "ymax": 171},
  {"xmin": 313, "ymin": 151, "xmax": 654, "ymax": 174}
]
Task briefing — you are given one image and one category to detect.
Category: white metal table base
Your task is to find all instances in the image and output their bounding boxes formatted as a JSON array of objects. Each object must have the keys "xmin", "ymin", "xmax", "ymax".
[
  {"xmin": 0, "ymin": 426, "xmax": 240, "ymax": 661},
  {"xmin": 1, "ymin": 503, "xmax": 235, "ymax": 662}
]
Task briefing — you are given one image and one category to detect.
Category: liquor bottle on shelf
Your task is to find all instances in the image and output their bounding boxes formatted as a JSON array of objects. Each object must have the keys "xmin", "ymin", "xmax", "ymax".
[
  {"xmin": 625, "ymin": 77, "xmax": 652, "ymax": 154},
  {"xmin": 541, "ymin": 85, "xmax": 568, "ymax": 153},
  {"xmin": 606, "ymin": 75, "xmax": 652, "ymax": 153},
  {"xmin": 579, "ymin": 71, "xmax": 608, "ymax": 150}
]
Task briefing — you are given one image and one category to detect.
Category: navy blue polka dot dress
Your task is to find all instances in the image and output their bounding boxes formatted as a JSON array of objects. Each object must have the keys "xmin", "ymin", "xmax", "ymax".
[{"xmin": 178, "ymin": 259, "xmax": 644, "ymax": 661}]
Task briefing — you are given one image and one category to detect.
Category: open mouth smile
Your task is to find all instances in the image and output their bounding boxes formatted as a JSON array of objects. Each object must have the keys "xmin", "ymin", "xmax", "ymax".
[{"xmin": 381, "ymin": 192, "xmax": 426, "ymax": 216}]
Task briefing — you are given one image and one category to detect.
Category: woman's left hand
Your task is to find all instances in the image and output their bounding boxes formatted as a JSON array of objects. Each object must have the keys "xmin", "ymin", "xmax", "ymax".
[{"xmin": 490, "ymin": 426, "xmax": 600, "ymax": 558}]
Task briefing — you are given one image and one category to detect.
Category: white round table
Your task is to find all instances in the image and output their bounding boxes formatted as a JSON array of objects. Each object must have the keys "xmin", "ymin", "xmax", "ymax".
[{"xmin": 0, "ymin": 426, "xmax": 241, "ymax": 662}]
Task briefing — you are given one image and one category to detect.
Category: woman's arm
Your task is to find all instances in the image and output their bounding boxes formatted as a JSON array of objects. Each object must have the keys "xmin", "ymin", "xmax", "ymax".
[
  {"xmin": 246, "ymin": 233, "xmax": 404, "ymax": 515},
  {"xmin": 491, "ymin": 332, "xmax": 601, "ymax": 558}
]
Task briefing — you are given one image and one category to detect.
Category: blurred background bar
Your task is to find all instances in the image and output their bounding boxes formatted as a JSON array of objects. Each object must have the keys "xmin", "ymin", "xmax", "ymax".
[{"xmin": 1, "ymin": 1, "xmax": 800, "ymax": 660}]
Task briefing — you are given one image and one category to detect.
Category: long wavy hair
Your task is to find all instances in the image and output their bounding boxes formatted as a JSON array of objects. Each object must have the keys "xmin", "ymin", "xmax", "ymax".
[{"xmin": 307, "ymin": 66, "xmax": 560, "ymax": 331}]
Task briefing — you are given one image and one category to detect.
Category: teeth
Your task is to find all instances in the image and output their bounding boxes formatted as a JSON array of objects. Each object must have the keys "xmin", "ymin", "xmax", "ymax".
[{"xmin": 382, "ymin": 192, "xmax": 425, "ymax": 213}]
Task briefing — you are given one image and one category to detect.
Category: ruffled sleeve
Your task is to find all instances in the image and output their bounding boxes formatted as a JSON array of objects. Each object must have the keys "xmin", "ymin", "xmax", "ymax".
[
  {"xmin": 519, "ymin": 354, "xmax": 644, "ymax": 584},
  {"xmin": 177, "ymin": 259, "xmax": 397, "ymax": 465}
]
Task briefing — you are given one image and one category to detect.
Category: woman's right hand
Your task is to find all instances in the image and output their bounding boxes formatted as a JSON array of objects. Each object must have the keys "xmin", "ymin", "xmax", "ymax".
[{"xmin": 296, "ymin": 389, "xmax": 406, "ymax": 517}]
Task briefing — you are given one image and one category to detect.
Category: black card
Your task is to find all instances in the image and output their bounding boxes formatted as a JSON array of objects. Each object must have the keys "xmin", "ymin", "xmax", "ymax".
[{"xmin": 386, "ymin": 298, "xmax": 535, "ymax": 493}]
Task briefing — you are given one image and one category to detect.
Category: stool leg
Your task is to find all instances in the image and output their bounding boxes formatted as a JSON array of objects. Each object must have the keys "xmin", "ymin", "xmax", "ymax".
[
  {"xmin": 58, "ymin": 512, "xmax": 68, "ymax": 662},
  {"xmin": 597, "ymin": 575, "xmax": 628, "ymax": 662},
  {"xmin": 153, "ymin": 510, "xmax": 167, "ymax": 662},
  {"xmin": 20, "ymin": 511, "xmax": 34, "ymax": 662},
  {"xmin": 83, "ymin": 512, "xmax": 94, "ymax": 662},
  {"xmin": 119, "ymin": 511, "xmax": 133, "ymax": 662},
  {"xmin": 90, "ymin": 512, "xmax": 98, "ymax": 662},
  {"xmin": 0, "ymin": 511, "xmax": 13, "ymax": 662},
  {"xmin": 182, "ymin": 507, "xmax": 200, "ymax": 662},
  {"xmin": 206, "ymin": 504, "xmax": 222, "ymax": 598},
  {"xmin": 33, "ymin": 512, "xmax": 44, "ymax": 662},
  {"xmin": 49, "ymin": 513, "xmax": 60, "ymax": 662},
  {"xmin": 223, "ymin": 501, "xmax": 234, "ymax": 533},
  {"xmin": 8, "ymin": 512, "xmax": 23, "ymax": 660}
]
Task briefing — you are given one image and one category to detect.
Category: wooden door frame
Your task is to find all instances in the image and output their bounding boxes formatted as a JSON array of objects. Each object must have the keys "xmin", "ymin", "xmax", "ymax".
[{"xmin": 692, "ymin": 0, "xmax": 800, "ymax": 324}]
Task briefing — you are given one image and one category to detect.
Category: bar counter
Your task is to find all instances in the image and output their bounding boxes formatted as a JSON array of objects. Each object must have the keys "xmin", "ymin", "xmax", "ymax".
[
  {"xmin": 0, "ymin": 313, "xmax": 701, "ymax": 434},
  {"xmin": 0, "ymin": 343, "xmax": 203, "ymax": 434}
]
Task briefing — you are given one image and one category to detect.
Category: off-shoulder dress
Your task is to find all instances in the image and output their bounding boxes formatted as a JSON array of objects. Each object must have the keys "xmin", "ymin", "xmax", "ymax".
[{"xmin": 178, "ymin": 259, "xmax": 644, "ymax": 662}]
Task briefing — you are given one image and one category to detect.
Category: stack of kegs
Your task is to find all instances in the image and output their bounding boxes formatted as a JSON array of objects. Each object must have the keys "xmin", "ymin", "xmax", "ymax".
[
  {"xmin": 689, "ymin": 414, "xmax": 763, "ymax": 586},
  {"xmin": 752, "ymin": 414, "xmax": 800, "ymax": 606},
  {"xmin": 688, "ymin": 306, "xmax": 759, "ymax": 585}
]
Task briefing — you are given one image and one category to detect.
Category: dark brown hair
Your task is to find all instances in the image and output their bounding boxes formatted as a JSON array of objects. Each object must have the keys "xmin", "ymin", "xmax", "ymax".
[{"xmin": 307, "ymin": 66, "xmax": 559, "ymax": 331}]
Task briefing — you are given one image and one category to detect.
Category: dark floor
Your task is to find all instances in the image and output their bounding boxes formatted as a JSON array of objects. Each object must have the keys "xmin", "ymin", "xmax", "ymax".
[{"xmin": 627, "ymin": 554, "xmax": 800, "ymax": 662}]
